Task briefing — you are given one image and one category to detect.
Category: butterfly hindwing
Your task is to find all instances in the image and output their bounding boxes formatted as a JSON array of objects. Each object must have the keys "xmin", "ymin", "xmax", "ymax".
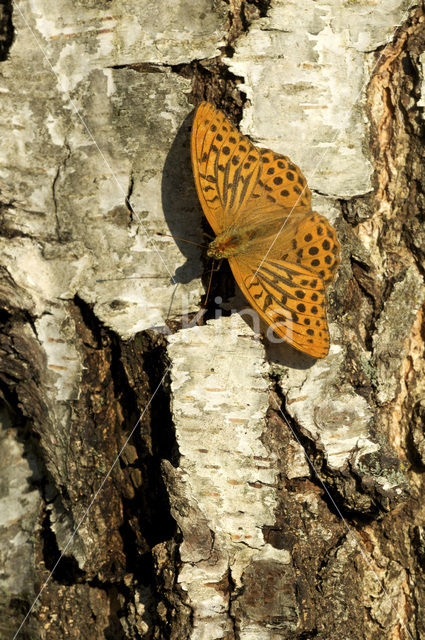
[
  {"xmin": 244, "ymin": 148, "xmax": 312, "ymax": 215},
  {"xmin": 232, "ymin": 211, "xmax": 340, "ymax": 290},
  {"xmin": 229, "ymin": 255, "xmax": 331, "ymax": 358},
  {"xmin": 282, "ymin": 212, "xmax": 340, "ymax": 286}
]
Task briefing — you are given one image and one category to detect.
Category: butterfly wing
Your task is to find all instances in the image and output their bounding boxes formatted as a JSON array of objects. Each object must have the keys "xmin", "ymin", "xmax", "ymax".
[
  {"xmin": 191, "ymin": 102, "xmax": 313, "ymax": 234},
  {"xmin": 191, "ymin": 102, "xmax": 262, "ymax": 234},
  {"xmin": 285, "ymin": 211, "xmax": 340, "ymax": 286},
  {"xmin": 235, "ymin": 148, "xmax": 312, "ymax": 225},
  {"xmin": 249, "ymin": 210, "xmax": 340, "ymax": 287},
  {"xmin": 229, "ymin": 255, "xmax": 331, "ymax": 358},
  {"xmin": 228, "ymin": 212, "xmax": 340, "ymax": 358}
]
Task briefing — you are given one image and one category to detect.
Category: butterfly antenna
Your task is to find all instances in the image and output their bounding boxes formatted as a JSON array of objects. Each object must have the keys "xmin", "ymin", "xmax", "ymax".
[
  {"xmin": 156, "ymin": 231, "xmax": 206, "ymax": 248},
  {"xmin": 96, "ymin": 234, "xmax": 209, "ymax": 282}
]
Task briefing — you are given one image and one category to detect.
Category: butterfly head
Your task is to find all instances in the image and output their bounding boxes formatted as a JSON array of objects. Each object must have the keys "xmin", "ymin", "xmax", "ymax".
[{"xmin": 207, "ymin": 231, "xmax": 241, "ymax": 260}]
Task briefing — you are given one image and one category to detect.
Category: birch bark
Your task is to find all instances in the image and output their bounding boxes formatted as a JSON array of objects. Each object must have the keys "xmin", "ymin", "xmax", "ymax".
[{"xmin": 1, "ymin": 1, "xmax": 424, "ymax": 639}]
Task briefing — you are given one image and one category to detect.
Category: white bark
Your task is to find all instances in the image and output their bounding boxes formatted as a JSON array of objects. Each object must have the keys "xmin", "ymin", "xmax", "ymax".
[{"xmin": 1, "ymin": 0, "xmax": 424, "ymax": 638}]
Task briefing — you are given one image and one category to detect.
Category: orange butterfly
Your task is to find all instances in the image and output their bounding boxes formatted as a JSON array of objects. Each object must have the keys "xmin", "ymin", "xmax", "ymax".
[{"xmin": 191, "ymin": 102, "xmax": 340, "ymax": 358}]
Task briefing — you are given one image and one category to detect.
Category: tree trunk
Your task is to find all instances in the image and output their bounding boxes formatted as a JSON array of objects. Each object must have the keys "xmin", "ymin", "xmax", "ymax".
[{"xmin": 1, "ymin": 1, "xmax": 425, "ymax": 639}]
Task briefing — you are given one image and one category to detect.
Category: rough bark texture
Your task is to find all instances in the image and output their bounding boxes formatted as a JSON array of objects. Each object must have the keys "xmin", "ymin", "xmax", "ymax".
[{"xmin": 1, "ymin": 1, "xmax": 425, "ymax": 639}]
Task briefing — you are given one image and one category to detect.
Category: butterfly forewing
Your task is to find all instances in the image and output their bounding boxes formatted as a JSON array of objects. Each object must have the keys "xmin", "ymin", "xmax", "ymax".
[
  {"xmin": 191, "ymin": 102, "xmax": 262, "ymax": 233},
  {"xmin": 230, "ymin": 256, "xmax": 330, "ymax": 358}
]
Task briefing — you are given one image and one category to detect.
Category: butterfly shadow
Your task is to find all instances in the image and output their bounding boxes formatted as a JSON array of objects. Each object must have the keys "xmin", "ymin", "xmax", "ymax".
[
  {"xmin": 161, "ymin": 110, "xmax": 204, "ymax": 285},
  {"xmin": 230, "ymin": 286, "xmax": 318, "ymax": 370},
  {"xmin": 262, "ymin": 330, "xmax": 318, "ymax": 369}
]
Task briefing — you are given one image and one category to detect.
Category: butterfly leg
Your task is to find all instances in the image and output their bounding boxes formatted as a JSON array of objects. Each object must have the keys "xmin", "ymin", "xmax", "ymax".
[
  {"xmin": 212, "ymin": 259, "xmax": 223, "ymax": 273},
  {"xmin": 203, "ymin": 259, "xmax": 220, "ymax": 306}
]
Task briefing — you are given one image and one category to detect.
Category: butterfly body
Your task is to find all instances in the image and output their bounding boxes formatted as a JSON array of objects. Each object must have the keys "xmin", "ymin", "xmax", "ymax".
[
  {"xmin": 191, "ymin": 102, "xmax": 340, "ymax": 358},
  {"xmin": 207, "ymin": 226, "xmax": 258, "ymax": 259},
  {"xmin": 207, "ymin": 229, "xmax": 243, "ymax": 259},
  {"xmin": 207, "ymin": 215, "xmax": 298, "ymax": 260}
]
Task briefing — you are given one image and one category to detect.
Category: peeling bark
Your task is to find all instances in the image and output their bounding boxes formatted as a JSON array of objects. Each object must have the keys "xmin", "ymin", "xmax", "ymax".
[{"xmin": 1, "ymin": 1, "xmax": 425, "ymax": 639}]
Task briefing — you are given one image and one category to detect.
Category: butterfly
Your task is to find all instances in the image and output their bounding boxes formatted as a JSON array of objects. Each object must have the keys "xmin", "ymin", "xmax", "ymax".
[{"xmin": 191, "ymin": 102, "xmax": 340, "ymax": 358}]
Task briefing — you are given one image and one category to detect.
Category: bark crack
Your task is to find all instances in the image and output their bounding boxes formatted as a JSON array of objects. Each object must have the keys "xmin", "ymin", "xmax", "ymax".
[
  {"xmin": 125, "ymin": 171, "xmax": 135, "ymax": 222},
  {"xmin": 0, "ymin": 0, "xmax": 14, "ymax": 61},
  {"xmin": 52, "ymin": 142, "xmax": 71, "ymax": 241},
  {"xmin": 227, "ymin": 566, "xmax": 239, "ymax": 640}
]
